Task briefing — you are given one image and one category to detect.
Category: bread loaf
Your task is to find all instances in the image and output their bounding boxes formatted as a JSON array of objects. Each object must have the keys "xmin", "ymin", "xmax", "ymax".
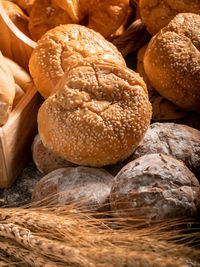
[{"xmin": 110, "ymin": 153, "xmax": 200, "ymax": 221}]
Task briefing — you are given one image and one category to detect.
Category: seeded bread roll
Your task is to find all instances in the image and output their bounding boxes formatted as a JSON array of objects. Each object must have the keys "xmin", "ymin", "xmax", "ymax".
[
  {"xmin": 38, "ymin": 59, "xmax": 152, "ymax": 167},
  {"xmin": 32, "ymin": 134, "xmax": 76, "ymax": 174},
  {"xmin": 0, "ymin": 51, "xmax": 15, "ymax": 126},
  {"xmin": 132, "ymin": 122, "xmax": 200, "ymax": 179},
  {"xmin": 28, "ymin": 0, "xmax": 130, "ymax": 41},
  {"xmin": 137, "ymin": 45, "xmax": 186, "ymax": 121},
  {"xmin": 29, "ymin": 24, "xmax": 126, "ymax": 99},
  {"xmin": 144, "ymin": 13, "xmax": 200, "ymax": 112},
  {"xmin": 32, "ymin": 167, "xmax": 114, "ymax": 210},
  {"xmin": 110, "ymin": 153, "xmax": 200, "ymax": 221},
  {"xmin": 139, "ymin": 0, "xmax": 200, "ymax": 35}
]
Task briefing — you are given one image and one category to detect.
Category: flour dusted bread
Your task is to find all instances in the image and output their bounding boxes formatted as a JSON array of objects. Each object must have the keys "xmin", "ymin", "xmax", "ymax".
[
  {"xmin": 132, "ymin": 122, "xmax": 200, "ymax": 178},
  {"xmin": 28, "ymin": 0, "xmax": 130, "ymax": 41},
  {"xmin": 38, "ymin": 59, "xmax": 152, "ymax": 167},
  {"xmin": 29, "ymin": 24, "xmax": 126, "ymax": 99},
  {"xmin": 0, "ymin": 51, "xmax": 15, "ymax": 126},
  {"xmin": 139, "ymin": 0, "xmax": 200, "ymax": 35},
  {"xmin": 32, "ymin": 167, "xmax": 114, "ymax": 210},
  {"xmin": 110, "ymin": 153, "xmax": 200, "ymax": 221},
  {"xmin": 32, "ymin": 134, "xmax": 76, "ymax": 174},
  {"xmin": 144, "ymin": 13, "xmax": 200, "ymax": 112}
]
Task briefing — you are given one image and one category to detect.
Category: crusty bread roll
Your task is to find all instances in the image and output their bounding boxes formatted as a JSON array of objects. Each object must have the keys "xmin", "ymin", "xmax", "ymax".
[
  {"xmin": 13, "ymin": 0, "xmax": 35, "ymax": 15},
  {"xmin": 4, "ymin": 57, "xmax": 33, "ymax": 92},
  {"xmin": 32, "ymin": 167, "xmax": 114, "ymax": 210},
  {"xmin": 132, "ymin": 122, "xmax": 200, "ymax": 179},
  {"xmin": 28, "ymin": 0, "xmax": 130, "ymax": 41},
  {"xmin": 144, "ymin": 13, "xmax": 200, "ymax": 112},
  {"xmin": 32, "ymin": 134, "xmax": 76, "ymax": 174},
  {"xmin": 139, "ymin": 0, "xmax": 200, "ymax": 35},
  {"xmin": 29, "ymin": 24, "xmax": 126, "ymax": 99},
  {"xmin": 137, "ymin": 45, "xmax": 186, "ymax": 121},
  {"xmin": 110, "ymin": 153, "xmax": 200, "ymax": 221},
  {"xmin": 0, "ymin": 51, "xmax": 15, "ymax": 126},
  {"xmin": 0, "ymin": 0, "xmax": 30, "ymax": 37},
  {"xmin": 38, "ymin": 59, "xmax": 152, "ymax": 167}
]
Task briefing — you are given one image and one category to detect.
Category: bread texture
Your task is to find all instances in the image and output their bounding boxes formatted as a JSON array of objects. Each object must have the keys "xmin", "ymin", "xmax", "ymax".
[
  {"xmin": 4, "ymin": 57, "xmax": 33, "ymax": 92},
  {"xmin": 137, "ymin": 45, "xmax": 186, "ymax": 121},
  {"xmin": 32, "ymin": 166, "xmax": 114, "ymax": 210},
  {"xmin": 110, "ymin": 153, "xmax": 200, "ymax": 221},
  {"xmin": 38, "ymin": 59, "xmax": 152, "ymax": 167},
  {"xmin": 0, "ymin": 51, "xmax": 15, "ymax": 126},
  {"xmin": 32, "ymin": 134, "xmax": 76, "ymax": 174},
  {"xmin": 144, "ymin": 13, "xmax": 200, "ymax": 112},
  {"xmin": 28, "ymin": 0, "xmax": 130, "ymax": 41},
  {"xmin": 139, "ymin": 0, "xmax": 200, "ymax": 35},
  {"xmin": 132, "ymin": 122, "xmax": 200, "ymax": 178},
  {"xmin": 29, "ymin": 24, "xmax": 126, "ymax": 99},
  {"xmin": 0, "ymin": 0, "xmax": 30, "ymax": 37},
  {"xmin": 13, "ymin": 0, "xmax": 35, "ymax": 15}
]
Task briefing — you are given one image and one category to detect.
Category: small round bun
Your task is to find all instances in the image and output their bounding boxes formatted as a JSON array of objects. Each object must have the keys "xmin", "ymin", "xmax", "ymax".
[
  {"xmin": 28, "ymin": 0, "xmax": 130, "ymax": 41},
  {"xmin": 110, "ymin": 153, "xmax": 200, "ymax": 221},
  {"xmin": 29, "ymin": 24, "xmax": 126, "ymax": 99},
  {"xmin": 139, "ymin": 0, "xmax": 200, "ymax": 35},
  {"xmin": 38, "ymin": 59, "xmax": 152, "ymax": 167},
  {"xmin": 132, "ymin": 122, "xmax": 200, "ymax": 178},
  {"xmin": 137, "ymin": 45, "xmax": 186, "ymax": 121},
  {"xmin": 32, "ymin": 166, "xmax": 114, "ymax": 210},
  {"xmin": 144, "ymin": 13, "xmax": 200, "ymax": 112},
  {"xmin": 32, "ymin": 134, "xmax": 76, "ymax": 174},
  {"xmin": 0, "ymin": 52, "xmax": 15, "ymax": 126}
]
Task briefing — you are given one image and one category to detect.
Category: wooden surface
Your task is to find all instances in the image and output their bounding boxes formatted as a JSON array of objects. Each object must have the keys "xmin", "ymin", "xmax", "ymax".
[
  {"xmin": 0, "ymin": 86, "xmax": 43, "ymax": 188},
  {"xmin": 0, "ymin": 2, "xmax": 37, "ymax": 71}
]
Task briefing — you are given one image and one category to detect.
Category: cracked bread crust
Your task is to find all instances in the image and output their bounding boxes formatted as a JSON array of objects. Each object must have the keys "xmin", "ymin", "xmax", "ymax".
[
  {"xmin": 32, "ymin": 166, "xmax": 114, "ymax": 210},
  {"xmin": 29, "ymin": 24, "xmax": 126, "ymax": 99},
  {"xmin": 110, "ymin": 153, "xmax": 200, "ymax": 221},
  {"xmin": 143, "ymin": 13, "xmax": 200, "ymax": 112},
  {"xmin": 38, "ymin": 60, "xmax": 152, "ymax": 167},
  {"xmin": 139, "ymin": 0, "xmax": 200, "ymax": 35},
  {"xmin": 132, "ymin": 122, "xmax": 200, "ymax": 179}
]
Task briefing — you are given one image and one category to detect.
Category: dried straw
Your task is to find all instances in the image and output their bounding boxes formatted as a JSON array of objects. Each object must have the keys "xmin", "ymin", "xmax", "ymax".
[{"xmin": 0, "ymin": 203, "xmax": 199, "ymax": 267}]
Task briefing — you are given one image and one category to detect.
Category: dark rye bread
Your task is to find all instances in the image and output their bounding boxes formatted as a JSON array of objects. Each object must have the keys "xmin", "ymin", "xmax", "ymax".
[
  {"xmin": 32, "ymin": 134, "xmax": 76, "ymax": 174},
  {"xmin": 110, "ymin": 153, "xmax": 200, "ymax": 222},
  {"xmin": 32, "ymin": 166, "xmax": 114, "ymax": 210},
  {"xmin": 132, "ymin": 122, "xmax": 200, "ymax": 179}
]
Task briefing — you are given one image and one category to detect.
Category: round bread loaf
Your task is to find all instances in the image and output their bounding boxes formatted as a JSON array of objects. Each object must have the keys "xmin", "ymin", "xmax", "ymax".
[
  {"xmin": 29, "ymin": 24, "xmax": 126, "ymax": 99},
  {"xmin": 144, "ymin": 13, "xmax": 200, "ymax": 112},
  {"xmin": 32, "ymin": 134, "xmax": 76, "ymax": 174},
  {"xmin": 110, "ymin": 153, "xmax": 200, "ymax": 221},
  {"xmin": 139, "ymin": 0, "xmax": 200, "ymax": 35},
  {"xmin": 132, "ymin": 122, "xmax": 200, "ymax": 179},
  {"xmin": 32, "ymin": 167, "xmax": 114, "ymax": 210},
  {"xmin": 0, "ymin": 51, "xmax": 15, "ymax": 126},
  {"xmin": 38, "ymin": 59, "xmax": 152, "ymax": 167},
  {"xmin": 28, "ymin": 0, "xmax": 130, "ymax": 41},
  {"xmin": 0, "ymin": 0, "xmax": 30, "ymax": 37},
  {"xmin": 137, "ymin": 45, "xmax": 186, "ymax": 121}
]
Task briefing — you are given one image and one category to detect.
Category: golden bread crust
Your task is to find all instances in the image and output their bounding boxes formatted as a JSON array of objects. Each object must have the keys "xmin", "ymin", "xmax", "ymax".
[
  {"xmin": 0, "ymin": 52, "xmax": 15, "ymax": 126},
  {"xmin": 29, "ymin": 0, "xmax": 130, "ymax": 41},
  {"xmin": 144, "ymin": 13, "xmax": 200, "ymax": 112},
  {"xmin": 38, "ymin": 60, "xmax": 152, "ymax": 167},
  {"xmin": 29, "ymin": 24, "xmax": 126, "ymax": 99},
  {"xmin": 13, "ymin": 0, "xmax": 35, "ymax": 15},
  {"xmin": 139, "ymin": 0, "xmax": 200, "ymax": 35}
]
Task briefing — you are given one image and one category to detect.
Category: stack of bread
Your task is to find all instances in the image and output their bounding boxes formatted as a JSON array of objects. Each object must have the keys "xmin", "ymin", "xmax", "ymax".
[{"xmin": 0, "ymin": 0, "xmax": 199, "ymax": 223}]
